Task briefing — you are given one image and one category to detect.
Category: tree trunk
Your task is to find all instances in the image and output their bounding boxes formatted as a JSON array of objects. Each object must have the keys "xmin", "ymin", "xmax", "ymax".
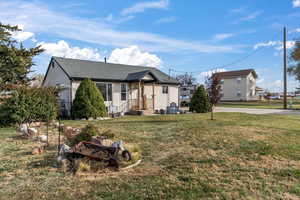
[{"xmin": 211, "ymin": 106, "xmax": 214, "ymax": 120}]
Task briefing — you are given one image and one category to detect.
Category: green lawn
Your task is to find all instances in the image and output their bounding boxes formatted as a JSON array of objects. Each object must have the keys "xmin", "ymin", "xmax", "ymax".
[
  {"xmin": 218, "ymin": 99, "xmax": 300, "ymax": 109},
  {"xmin": 1, "ymin": 113, "xmax": 300, "ymax": 199}
]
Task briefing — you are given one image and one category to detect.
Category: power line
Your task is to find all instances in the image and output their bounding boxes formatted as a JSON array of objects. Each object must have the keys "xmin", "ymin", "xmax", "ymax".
[{"xmin": 168, "ymin": 30, "xmax": 282, "ymax": 75}]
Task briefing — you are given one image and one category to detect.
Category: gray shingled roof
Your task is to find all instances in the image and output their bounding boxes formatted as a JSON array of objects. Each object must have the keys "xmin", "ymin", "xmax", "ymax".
[{"xmin": 53, "ymin": 57, "xmax": 179, "ymax": 84}]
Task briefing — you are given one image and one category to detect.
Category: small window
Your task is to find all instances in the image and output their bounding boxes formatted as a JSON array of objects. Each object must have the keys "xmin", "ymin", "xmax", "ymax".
[
  {"xmin": 237, "ymin": 90, "xmax": 241, "ymax": 97},
  {"xmin": 220, "ymin": 93, "xmax": 224, "ymax": 97},
  {"xmin": 121, "ymin": 83, "xmax": 127, "ymax": 101},
  {"xmin": 237, "ymin": 77, "xmax": 241, "ymax": 84},
  {"xmin": 220, "ymin": 79, "xmax": 224, "ymax": 84},
  {"xmin": 162, "ymin": 86, "xmax": 168, "ymax": 94}
]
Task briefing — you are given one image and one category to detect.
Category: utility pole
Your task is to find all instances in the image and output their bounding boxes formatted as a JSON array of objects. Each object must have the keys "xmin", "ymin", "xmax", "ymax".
[
  {"xmin": 168, "ymin": 68, "xmax": 171, "ymax": 80},
  {"xmin": 283, "ymin": 27, "xmax": 288, "ymax": 109}
]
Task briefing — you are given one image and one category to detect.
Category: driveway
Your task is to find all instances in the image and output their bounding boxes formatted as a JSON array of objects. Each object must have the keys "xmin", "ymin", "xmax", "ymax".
[{"xmin": 215, "ymin": 107, "xmax": 300, "ymax": 115}]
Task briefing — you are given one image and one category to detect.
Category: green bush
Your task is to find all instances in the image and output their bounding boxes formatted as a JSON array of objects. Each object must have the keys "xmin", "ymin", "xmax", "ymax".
[
  {"xmin": 69, "ymin": 124, "xmax": 100, "ymax": 145},
  {"xmin": 72, "ymin": 79, "xmax": 106, "ymax": 119},
  {"xmin": 190, "ymin": 85, "xmax": 212, "ymax": 113},
  {"xmin": 0, "ymin": 86, "xmax": 59, "ymax": 127}
]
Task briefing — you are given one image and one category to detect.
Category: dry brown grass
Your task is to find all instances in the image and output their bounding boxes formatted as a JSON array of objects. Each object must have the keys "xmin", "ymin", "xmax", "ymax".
[{"xmin": 0, "ymin": 113, "xmax": 300, "ymax": 199}]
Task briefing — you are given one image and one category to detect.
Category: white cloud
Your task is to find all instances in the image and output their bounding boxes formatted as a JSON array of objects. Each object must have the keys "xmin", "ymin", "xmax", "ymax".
[
  {"xmin": 121, "ymin": 0, "xmax": 169, "ymax": 15},
  {"xmin": 293, "ymin": 0, "xmax": 300, "ymax": 7},
  {"xmin": 0, "ymin": 1, "xmax": 239, "ymax": 54},
  {"xmin": 108, "ymin": 46, "xmax": 162, "ymax": 68},
  {"xmin": 254, "ymin": 41, "xmax": 296, "ymax": 50},
  {"xmin": 233, "ymin": 11, "xmax": 263, "ymax": 24},
  {"xmin": 10, "ymin": 24, "xmax": 35, "ymax": 42},
  {"xmin": 156, "ymin": 16, "xmax": 177, "ymax": 24},
  {"xmin": 213, "ymin": 33, "xmax": 235, "ymax": 41},
  {"xmin": 104, "ymin": 14, "xmax": 135, "ymax": 24},
  {"xmin": 38, "ymin": 40, "xmax": 102, "ymax": 61},
  {"xmin": 12, "ymin": 31, "xmax": 34, "ymax": 42},
  {"xmin": 289, "ymin": 28, "xmax": 300, "ymax": 33},
  {"xmin": 200, "ymin": 68, "xmax": 227, "ymax": 78}
]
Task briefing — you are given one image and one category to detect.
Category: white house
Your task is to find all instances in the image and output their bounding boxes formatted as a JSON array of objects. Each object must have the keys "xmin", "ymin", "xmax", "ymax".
[
  {"xmin": 42, "ymin": 57, "xmax": 180, "ymax": 116},
  {"xmin": 213, "ymin": 69, "xmax": 258, "ymax": 101}
]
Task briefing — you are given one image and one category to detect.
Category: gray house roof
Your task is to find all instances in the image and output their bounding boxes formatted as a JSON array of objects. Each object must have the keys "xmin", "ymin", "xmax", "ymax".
[{"xmin": 51, "ymin": 57, "xmax": 179, "ymax": 84}]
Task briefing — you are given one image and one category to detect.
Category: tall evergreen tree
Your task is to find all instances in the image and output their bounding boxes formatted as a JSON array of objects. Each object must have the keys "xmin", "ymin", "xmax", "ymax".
[
  {"xmin": 190, "ymin": 85, "xmax": 212, "ymax": 113},
  {"xmin": 72, "ymin": 79, "xmax": 106, "ymax": 119},
  {"xmin": 0, "ymin": 23, "xmax": 43, "ymax": 91}
]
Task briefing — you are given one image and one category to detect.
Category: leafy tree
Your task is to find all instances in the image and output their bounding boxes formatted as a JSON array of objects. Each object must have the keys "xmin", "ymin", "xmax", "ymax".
[
  {"xmin": 72, "ymin": 79, "xmax": 106, "ymax": 119},
  {"xmin": 288, "ymin": 41, "xmax": 300, "ymax": 82},
  {"xmin": 207, "ymin": 74, "xmax": 222, "ymax": 120},
  {"xmin": 0, "ymin": 86, "xmax": 59, "ymax": 127},
  {"xmin": 0, "ymin": 23, "xmax": 43, "ymax": 91},
  {"xmin": 176, "ymin": 73, "xmax": 196, "ymax": 85},
  {"xmin": 190, "ymin": 85, "xmax": 212, "ymax": 113}
]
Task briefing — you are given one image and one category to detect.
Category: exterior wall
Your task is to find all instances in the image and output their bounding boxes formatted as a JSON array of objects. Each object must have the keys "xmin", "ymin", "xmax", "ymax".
[
  {"xmin": 154, "ymin": 84, "xmax": 179, "ymax": 110},
  {"xmin": 71, "ymin": 81, "xmax": 128, "ymax": 112},
  {"xmin": 69, "ymin": 80, "xmax": 179, "ymax": 113},
  {"xmin": 220, "ymin": 74, "xmax": 258, "ymax": 101},
  {"xmin": 246, "ymin": 73, "xmax": 257, "ymax": 101},
  {"xmin": 42, "ymin": 61, "xmax": 71, "ymax": 113}
]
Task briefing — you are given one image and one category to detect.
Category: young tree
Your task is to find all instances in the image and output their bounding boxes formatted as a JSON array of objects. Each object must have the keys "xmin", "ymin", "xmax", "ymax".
[
  {"xmin": 0, "ymin": 23, "xmax": 43, "ymax": 91},
  {"xmin": 72, "ymin": 79, "xmax": 106, "ymax": 119},
  {"xmin": 190, "ymin": 85, "xmax": 212, "ymax": 113},
  {"xmin": 207, "ymin": 74, "xmax": 222, "ymax": 120}
]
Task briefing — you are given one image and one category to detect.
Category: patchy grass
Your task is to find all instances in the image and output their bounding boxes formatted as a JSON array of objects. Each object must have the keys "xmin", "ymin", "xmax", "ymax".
[
  {"xmin": 0, "ymin": 113, "xmax": 300, "ymax": 199},
  {"xmin": 218, "ymin": 100, "xmax": 300, "ymax": 109}
]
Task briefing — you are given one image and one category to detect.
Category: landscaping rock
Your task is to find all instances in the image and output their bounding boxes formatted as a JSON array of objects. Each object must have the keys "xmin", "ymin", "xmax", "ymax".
[
  {"xmin": 59, "ymin": 144, "xmax": 72, "ymax": 155},
  {"xmin": 38, "ymin": 135, "xmax": 48, "ymax": 143},
  {"xmin": 28, "ymin": 128, "xmax": 38, "ymax": 136},
  {"xmin": 19, "ymin": 123, "xmax": 29, "ymax": 135}
]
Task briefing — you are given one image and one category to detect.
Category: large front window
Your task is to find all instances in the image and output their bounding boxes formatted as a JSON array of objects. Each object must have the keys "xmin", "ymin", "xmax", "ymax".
[{"xmin": 96, "ymin": 83, "xmax": 112, "ymax": 101}]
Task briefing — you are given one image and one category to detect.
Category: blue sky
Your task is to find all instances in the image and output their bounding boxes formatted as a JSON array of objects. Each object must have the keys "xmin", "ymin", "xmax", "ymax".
[{"xmin": 1, "ymin": 0, "xmax": 300, "ymax": 92}]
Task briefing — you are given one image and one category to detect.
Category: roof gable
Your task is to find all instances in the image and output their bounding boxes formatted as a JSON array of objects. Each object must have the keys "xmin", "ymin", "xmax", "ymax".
[
  {"xmin": 214, "ymin": 69, "xmax": 257, "ymax": 79},
  {"xmin": 52, "ymin": 57, "xmax": 179, "ymax": 84}
]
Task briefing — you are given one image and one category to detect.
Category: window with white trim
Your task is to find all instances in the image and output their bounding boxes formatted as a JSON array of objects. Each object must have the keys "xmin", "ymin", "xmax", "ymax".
[
  {"xmin": 237, "ymin": 77, "xmax": 241, "ymax": 84},
  {"xmin": 121, "ymin": 83, "xmax": 127, "ymax": 101}
]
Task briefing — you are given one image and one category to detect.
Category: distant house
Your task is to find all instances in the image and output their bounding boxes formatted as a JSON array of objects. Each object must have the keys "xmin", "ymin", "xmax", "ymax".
[
  {"xmin": 179, "ymin": 84, "xmax": 197, "ymax": 107},
  {"xmin": 42, "ymin": 57, "xmax": 180, "ymax": 116},
  {"xmin": 213, "ymin": 69, "xmax": 258, "ymax": 101}
]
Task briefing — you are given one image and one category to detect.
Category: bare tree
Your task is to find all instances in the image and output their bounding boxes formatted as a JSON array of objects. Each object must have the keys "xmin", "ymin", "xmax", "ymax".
[
  {"xmin": 207, "ymin": 74, "xmax": 222, "ymax": 120},
  {"xmin": 175, "ymin": 73, "xmax": 196, "ymax": 85}
]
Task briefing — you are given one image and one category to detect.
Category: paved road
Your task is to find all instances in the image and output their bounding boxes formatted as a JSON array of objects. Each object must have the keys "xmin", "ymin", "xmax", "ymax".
[{"xmin": 215, "ymin": 107, "xmax": 300, "ymax": 115}]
